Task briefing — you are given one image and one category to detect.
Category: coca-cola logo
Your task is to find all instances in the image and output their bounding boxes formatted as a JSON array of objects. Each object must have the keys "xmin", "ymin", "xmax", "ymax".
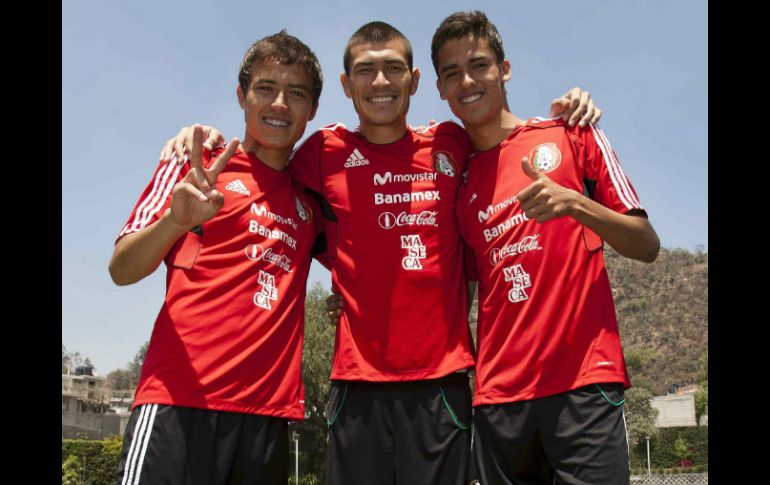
[
  {"xmin": 378, "ymin": 211, "xmax": 439, "ymax": 230},
  {"xmin": 489, "ymin": 234, "xmax": 542, "ymax": 265},
  {"xmin": 245, "ymin": 244, "xmax": 294, "ymax": 273}
]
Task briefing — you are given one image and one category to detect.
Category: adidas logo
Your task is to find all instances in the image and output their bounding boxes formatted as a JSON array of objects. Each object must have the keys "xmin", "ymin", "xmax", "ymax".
[
  {"xmin": 225, "ymin": 179, "xmax": 251, "ymax": 196},
  {"xmin": 344, "ymin": 148, "xmax": 370, "ymax": 168}
]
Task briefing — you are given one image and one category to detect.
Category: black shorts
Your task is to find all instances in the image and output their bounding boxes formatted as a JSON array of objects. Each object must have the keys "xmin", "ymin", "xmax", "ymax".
[
  {"xmin": 473, "ymin": 383, "xmax": 629, "ymax": 485},
  {"xmin": 115, "ymin": 404, "xmax": 289, "ymax": 485},
  {"xmin": 324, "ymin": 373, "xmax": 472, "ymax": 485}
]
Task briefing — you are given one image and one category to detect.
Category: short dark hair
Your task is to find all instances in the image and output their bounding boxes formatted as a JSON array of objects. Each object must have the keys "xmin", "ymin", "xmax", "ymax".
[
  {"xmin": 343, "ymin": 21, "xmax": 413, "ymax": 75},
  {"xmin": 430, "ymin": 11, "xmax": 505, "ymax": 76},
  {"xmin": 239, "ymin": 30, "xmax": 323, "ymax": 107}
]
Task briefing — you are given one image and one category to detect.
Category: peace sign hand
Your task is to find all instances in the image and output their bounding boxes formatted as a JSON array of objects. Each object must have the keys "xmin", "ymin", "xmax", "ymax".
[{"xmin": 169, "ymin": 125, "xmax": 240, "ymax": 231}]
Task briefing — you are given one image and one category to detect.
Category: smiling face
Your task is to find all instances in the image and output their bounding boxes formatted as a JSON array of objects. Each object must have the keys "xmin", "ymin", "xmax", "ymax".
[
  {"xmin": 435, "ymin": 35, "xmax": 511, "ymax": 130},
  {"xmin": 340, "ymin": 39, "xmax": 419, "ymax": 140},
  {"xmin": 237, "ymin": 59, "xmax": 317, "ymax": 165}
]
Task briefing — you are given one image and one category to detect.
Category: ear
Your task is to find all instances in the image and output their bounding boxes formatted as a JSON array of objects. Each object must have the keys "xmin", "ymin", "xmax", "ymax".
[
  {"xmin": 409, "ymin": 67, "xmax": 420, "ymax": 96},
  {"xmin": 340, "ymin": 72, "xmax": 352, "ymax": 99},
  {"xmin": 501, "ymin": 59, "xmax": 512, "ymax": 83},
  {"xmin": 436, "ymin": 78, "xmax": 447, "ymax": 100},
  {"xmin": 236, "ymin": 84, "xmax": 247, "ymax": 110},
  {"xmin": 309, "ymin": 102, "xmax": 318, "ymax": 121}
]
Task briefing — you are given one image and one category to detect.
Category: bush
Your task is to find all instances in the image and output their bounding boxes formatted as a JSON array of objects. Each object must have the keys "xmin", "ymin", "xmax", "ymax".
[
  {"xmin": 630, "ymin": 426, "xmax": 708, "ymax": 468},
  {"xmin": 62, "ymin": 436, "xmax": 123, "ymax": 485}
]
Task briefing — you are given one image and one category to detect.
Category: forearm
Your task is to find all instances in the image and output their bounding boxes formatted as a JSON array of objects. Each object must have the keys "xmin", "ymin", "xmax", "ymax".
[
  {"xmin": 108, "ymin": 209, "xmax": 189, "ymax": 285},
  {"xmin": 570, "ymin": 196, "xmax": 660, "ymax": 263}
]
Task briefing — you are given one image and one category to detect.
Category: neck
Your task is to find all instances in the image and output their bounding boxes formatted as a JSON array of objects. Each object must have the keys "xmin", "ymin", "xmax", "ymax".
[
  {"xmin": 359, "ymin": 118, "xmax": 409, "ymax": 145},
  {"xmin": 464, "ymin": 109, "xmax": 526, "ymax": 151},
  {"xmin": 241, "ymin": 134, "xmax": 290, "ymax": 171}
]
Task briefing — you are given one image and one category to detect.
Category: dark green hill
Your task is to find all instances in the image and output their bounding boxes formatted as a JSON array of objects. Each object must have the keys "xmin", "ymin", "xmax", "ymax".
[{"xmin": 468, "ymin": 247, "xmax": 708, "ymax": 395}]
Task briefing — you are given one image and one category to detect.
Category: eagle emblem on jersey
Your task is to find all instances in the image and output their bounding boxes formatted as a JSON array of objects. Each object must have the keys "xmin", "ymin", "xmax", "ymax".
[
  {"xmin": 528, "ymin": 143, "xmax": 562, "ymax": 173},
  {"xmin": 295, "ymin": 197, "xmax": 311, "ymax": 224},
  {"xmin": 433, "ymin": 151, "xmax": 457, "ymax": 177}
]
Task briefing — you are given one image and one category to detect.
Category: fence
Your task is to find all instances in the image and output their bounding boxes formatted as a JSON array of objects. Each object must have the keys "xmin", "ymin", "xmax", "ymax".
[
  {"xmin": 631, "ymin": 474, "xmax": 708, "ymax": 485},
  {"xmin": 62, "ymin": 410, "xmax": 129, "ymax": 440}
]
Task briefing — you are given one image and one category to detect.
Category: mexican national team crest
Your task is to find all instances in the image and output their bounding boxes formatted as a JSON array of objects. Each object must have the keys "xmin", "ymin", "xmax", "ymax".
[
  {"xmin": 295, "ymin": 196, "xmax": 310, "ymax": 223},
  {"xmin": 528, "ymin": 143, "xmax": 562, "ymax": 173},
  {"xmin": 432, "ymin": 151, "xmax": 457, "ymax": 177}
]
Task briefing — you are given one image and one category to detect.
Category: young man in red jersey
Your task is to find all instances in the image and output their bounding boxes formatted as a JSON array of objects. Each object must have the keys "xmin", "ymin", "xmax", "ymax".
[
  {"xmin": 430, "ymin": 11, "xmax": 660, "ymax": 485},
  {"xmin": 108, "ymin": 31, "xmax": 326, "ymax": 485},
  {"xmin": 160, "ymin": 22, "xmax": 600, "ymax": 485}
]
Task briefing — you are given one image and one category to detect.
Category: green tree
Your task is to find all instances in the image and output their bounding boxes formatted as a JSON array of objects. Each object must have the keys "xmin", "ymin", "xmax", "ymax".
[
  {"xmin": 694, "ymin": 348, "xmax": 708, "ymax": 425},
  {"xmin": 127, "ymin": 341, "xmax": 149, "ymax": 387},
  {"xmin": 624, "ymin": 386, "xmax": 659, "ymax": 466},
  {"xmin": 298, "ymin": 283, "xmax": 336, "ymax": 480},
  {"xmin": 106, "ymin": 368, "xmax": 132, "ymax": 390},
  {"xmin": 63, "ymin": 343, "xmax": 71, "ymax": 373},
  {"xmin": 674, "ymin": 436, "xmax": 690, "ymax": 464}
]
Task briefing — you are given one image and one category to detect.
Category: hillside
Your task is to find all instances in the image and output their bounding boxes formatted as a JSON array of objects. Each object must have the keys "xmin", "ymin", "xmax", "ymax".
[{"xmin": 469, "ymin": 247, "xmax": 708, "ymax": 395}]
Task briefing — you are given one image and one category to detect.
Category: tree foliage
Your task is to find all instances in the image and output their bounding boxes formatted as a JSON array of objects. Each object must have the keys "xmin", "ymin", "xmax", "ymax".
[
  {"xmin": 62, "ymin": 343, "xmax": 88, "ymax": 374},
  {"xmin": 605, "ymin": 247, "xmax": 708, "ymax": 395},
  {"xmin": 694, "ymin": 348, "xmax": 708, "ymax": 425},
  {"xmin": 625, "ymin": 387, "xmax": 659, "ymax": 450},
  {"xmin": 297, "ymin": 283, "xmax": 336, "ymax": 479}
]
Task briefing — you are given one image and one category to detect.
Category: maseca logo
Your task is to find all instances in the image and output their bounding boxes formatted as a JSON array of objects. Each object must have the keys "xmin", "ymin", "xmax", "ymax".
[
  {"xmin": 378, "ymin": 211, "xmax": 438, "ymax": 230},
  {"xmin": 503, "ymin": 263, "xmax": 532, "ymax": 303},
  {"xmin": 401, "ymin": 235, "xmax": 427, "ymax": 270},
  {"xmin": 373, "ymin": 171, "xmax": 437, "ymax": 186},
  {"xmin": 254, "ymin": 270, "xmax": 279, "ymax": 310},
  {"xmin": 245, "ymin": 244, "xmax": 293, "ymax": 273}
]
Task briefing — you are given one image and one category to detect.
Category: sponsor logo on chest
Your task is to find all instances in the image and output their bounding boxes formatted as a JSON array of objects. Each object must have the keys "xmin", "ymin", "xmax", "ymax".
[
  {"xmin": 344, "ymin": 148, "xmax": 370, "ymax": 168},
  {"xmin": 373, "ymin": 171, "xmax": 438, "ymax": 186},
  {"xmin": 374, "ymin": 190, "xmax": 441, "ymax": 205},
  {"xmin": 245, "ymin": 244, "xmax": 293, "ymax": 273},
  {"xmin": 378, "ymin": 210, "xmax": 438, "ymax": 230},
  {"xmin": 251, "ymin": 203, "xmax": 298, "ymax": 230},
  {"xmin": 400, "ymin": 235, "xmax": 427, "ymax": 270},
  {"xmin": 489, "ymin": 234, "xmax": 543, "ymax": 265},
  {"xmin": 477, "ymin": 194, "xmax": 519, "ymax": 223},
  {"xmin": 254, "ymin": 270, "xmax": 279, "ymax": 310},
  {"xmin": 503, "ymin": 263, "xmax": 532, "ymax": 303},
  {"xmin": 482, "ymin": 211, "xmax": 530, "ymax": 242}
]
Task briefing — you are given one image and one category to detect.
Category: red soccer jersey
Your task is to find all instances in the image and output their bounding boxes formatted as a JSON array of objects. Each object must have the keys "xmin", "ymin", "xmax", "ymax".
[
  {"xmin": 457, "ymin": 119, "xmax": 644, "ymax": 406},
  {"xmin": 117, "ymin": 148, "xmax": 322, "ymax": 419},
  {"xmin": 290, "ymin": 122, "xmax": 476, "ymax": 381}
]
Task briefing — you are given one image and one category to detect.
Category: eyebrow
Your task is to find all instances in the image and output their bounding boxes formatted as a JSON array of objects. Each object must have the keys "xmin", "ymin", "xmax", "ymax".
[
  {"xmin": 254, "ymin": 78, "xmax": 311, "ymax": 91},
  {"xmin": 353, "ymin": 59, "xmax": 408, "ymax": 68},
  {"xmin": 439, "ymin": 55, "xmax": 491, "ymax": 75}
]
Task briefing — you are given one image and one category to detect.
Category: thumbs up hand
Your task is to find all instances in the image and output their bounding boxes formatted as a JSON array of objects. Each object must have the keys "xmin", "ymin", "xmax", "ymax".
[{"xmin": 516, "ymin": 157, "xmax": 580, "ymax": 223}]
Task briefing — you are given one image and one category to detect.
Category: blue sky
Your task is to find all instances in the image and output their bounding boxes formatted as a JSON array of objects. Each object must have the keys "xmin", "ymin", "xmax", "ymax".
[{"xmin": 62, "ymin": 0, "xmax": 707, "ymax": 374}]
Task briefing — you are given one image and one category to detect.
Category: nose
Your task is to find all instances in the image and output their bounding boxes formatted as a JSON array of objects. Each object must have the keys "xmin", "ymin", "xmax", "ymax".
[
  {"xmin": 372, "ymin": 69, "xmax": 390, "ymax": 88},
  {"xmin": 460, "ymin": 70, "xmax": 475, "ymax": 88},
  {"xmin": 271, "ymin": 90, "xmax": 289, "ymax": 110}
]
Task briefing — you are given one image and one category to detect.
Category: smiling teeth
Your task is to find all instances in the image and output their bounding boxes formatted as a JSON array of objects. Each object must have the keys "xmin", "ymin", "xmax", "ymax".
[
  {"xmin": 264, "ymin": 118, "xmax": 289, "ymax": 127},
  {"xmin": 369, "ymin": 96, "xmax": 395, "ymax": 103},
  {"xmin": 460, "ymin": 93, "xmax": 482, "ymax": 104}
]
